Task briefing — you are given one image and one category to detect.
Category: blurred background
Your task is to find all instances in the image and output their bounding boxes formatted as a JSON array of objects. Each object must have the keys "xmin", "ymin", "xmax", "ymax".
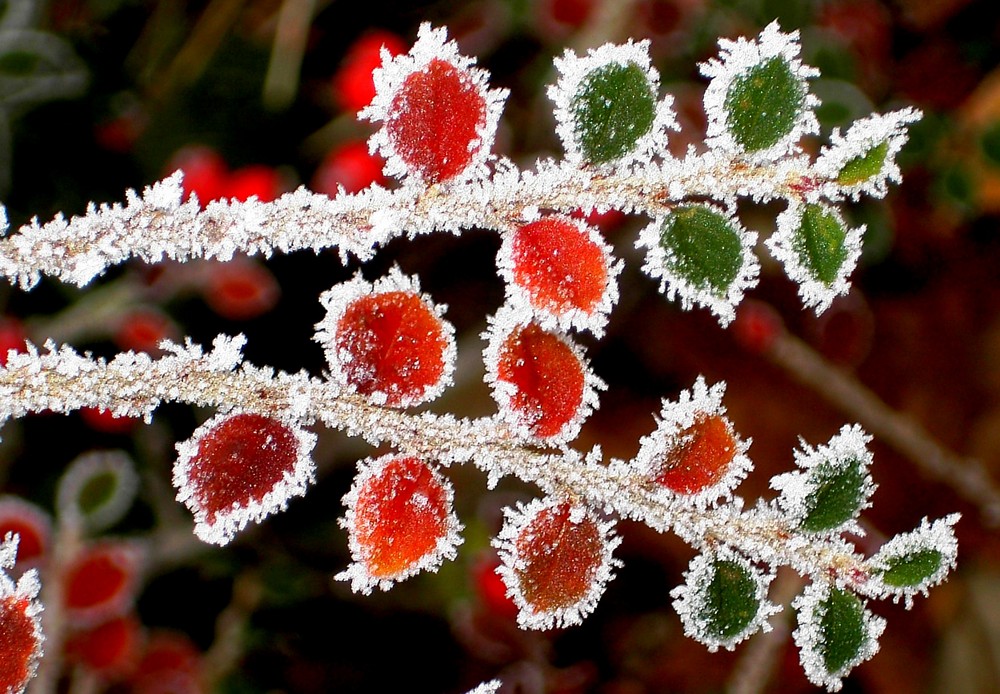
[{"xmin": 2, "ymin": 0, "xmax": 1000, "ymax": 692}]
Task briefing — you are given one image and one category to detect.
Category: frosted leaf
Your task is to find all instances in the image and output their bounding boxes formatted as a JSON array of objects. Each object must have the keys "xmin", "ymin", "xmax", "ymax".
[
  {"xmin": 770, "ymin": 425, "xmax": 875, "ymax": 536},
  {"xmin": 482, "ymin": 305, "xmax": 604, "ymax": 444},
  {"xmin": 768, "ymin": 202, "xmax": 864, "ymax": 313},
  {"xmin": 670, "ymin": 547, "xmax": 779, "ymax": 652},
  {"xmin": 362, "ymin": 23, "xmax": 507, "ymax": 184},
  {"xmin": 337, "ymin": 454, "xmax": 462, "ymax": 593},
  {"xmin": 815, "ymin": 108, "xmax": 922, "ymax": 200},
  {"xmin": 0, "ymin": 497, "xmax": 51, "ymax": 564},
  {"xmin": 865, "ymin": 514, "xmax": 959, "ymax": 608},
  {"xmin": 0, "ymin": 534, "xmax": 44, "ymax": 694},
  {"xmin": 636, "ymin": 204, "xmax": 759, "ymax": 325},
  {"xmin": 173, "ymin": 412, "xmax": 317, "ymax": 546},
  {"xmin": 313, "ymin": 267, "xmax": 456, "ymax": 408},
  {"xmin": 494, "ymin": 498, "xmax": 621, "ymax": 630},
  {"xmin": 496, "ymin": 214, "xmax": 622, "ymax": 336},
  {"xmin": 701, "ymin": 22, "xmax": 820, "ymax": 161},
  {"xmin": 548, "ymin": 40, "xmax": 677, "ymax": 167},
  {"xmin": 792, "ymin": 581, "xmax": 885, "ymax": 692},
  {"xmin": 55, "ymin": 450, "xmax": 140, "ymax": 533},
  {"xmin": 632, "ymin": 377, "xmax": 752, "ymax": 507}
]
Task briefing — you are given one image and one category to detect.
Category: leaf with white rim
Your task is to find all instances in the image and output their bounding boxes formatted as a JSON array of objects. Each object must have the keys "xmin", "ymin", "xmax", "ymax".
[{"xmin": 865, "ymin": 514, "xmax": 959, "ymax": 608}]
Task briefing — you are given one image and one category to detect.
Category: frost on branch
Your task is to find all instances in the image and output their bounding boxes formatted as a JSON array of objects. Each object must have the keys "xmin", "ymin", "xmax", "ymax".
[
  {"xmin": 670, "ymin": 547, "xmax": 779, "ymax": 652},
  {"xmin": 770, "ymin": 425, "xmax": 875, "ymax": 536},
  {"xmin": 865, "ymin": 514, "xmax": 960, "ymax": 608},
  {"xmin": 548, "ymin": 39, "xmax": 676, "ymax": 167},
  {"xmin": 793, "ymin": 581, "xmax": 885, "ymax": 692},
  {"xmin": 701, "ymin": 21, "xmax": 819, "ymax": 161},
  {"xmin": 314, "ymin": 268, "xmax": 456, "ymax": 408},
  {"xmin": 495, "ymin": 498, "xmax": 620, "ymax": 630},
  {"xmin": 496, "ymin": 214, "xmax": 621, "ymax": 336},
  {"xmin": 338, "ymin": 454, "xmax": 462, "ymax": 593},
  {"xmin": 0, "ymin": 534, "xmax": 44, "ymax": 694},
  {"xmin": 631, "ymin": 377, "xmax": 752, "ymax": 507},
  {"xmin": 363, "ymin": 23, "xmax": 507, "ymax": 184},
  {"xmin": 483, "ymin": 307, "xmax": 603, "ymax": 444},
  {"xmin": 637, "ymin": 204, "xmax": 759, "ymax": 325},
  {"xmin": 173, "ymin": 412, "xmax": 317, "ymax": 545}
]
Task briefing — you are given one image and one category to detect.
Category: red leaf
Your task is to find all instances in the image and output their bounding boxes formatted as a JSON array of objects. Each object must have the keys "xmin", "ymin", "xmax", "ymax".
[
  {"xmin": 63, "ymin": 543, "xmax": 139, "ymax": 625},
  {"xmin": 0, "ymin": 595, "xmax": 41, "ymax": 693},
  {"xmin": 655, "ymin": 414, "xmax": 737, "ymax": 495},
  {"xmin": 340, "ymin": 455, "xmax": 461, "ymax": 592},
  {"xmin": 173, "ymin": 413, "xmax": 315, "ymax": 545},
  {"xmin": 494, "ymin": 322, "xmax": 587, "ymax": 440},
  {"xmin": 496, "ymin": 499, "xmax": 619, "ymax": 629},
  {"xmin": 65, "ymin": 615, "xmax": 141, "ymax": 675},
  {"xmin": 313, "ymin": 141, "xmax": 386, "ymax": 196},
  {"xmin": 385, "ymin": 58, "xmax": 487, "ymax": 183},
  {"xmin": 333, "ymin": 31, "xmax": 406, "ymax": 113},
  {"xmin": 316, "ymin": 272, "xmax": 456, "ymax": 408},
  {"xmin": 0, "ymin": 499, "xmax": 50, "ymax": 563}
]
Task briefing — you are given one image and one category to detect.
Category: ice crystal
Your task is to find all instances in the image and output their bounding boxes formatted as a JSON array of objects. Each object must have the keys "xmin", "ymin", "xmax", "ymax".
[
  {"xmin": 670, "ymin": 546, "xmax": 779, "ymax": 651},
  {"xmin": 700, "ymin": 21, "xmax": 819, "ymax": 161},
  {"xmin": 548, "ymin": 40, "xmax": 676, "ymax": 167},
  {"xmin": 337, "ymin": 454, "xmax": 462, "ymax": 593},
  {"xmin": 173, "ymin": 412, "xmax": 316, "ymax": 546}
]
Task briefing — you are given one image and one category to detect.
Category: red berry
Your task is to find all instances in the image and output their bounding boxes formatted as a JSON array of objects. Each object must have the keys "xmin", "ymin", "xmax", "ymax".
[
  {"xmin": 65, "ymin": 615, "xmax": 141, "ymax": 674},
  {"xmin": 203, "ymin": 259, "xmax": 280, "ymax": 320},
  {"xmin": 0, "ymin": 498, "xmax": 51, "ymax": 563},
  {"xmin": 313, "ymin": 141, "xmax": 386, "ymax": 195},
  {"xmin": 348, "ymin": 455, "xmax": 457, "ymax": 582},
  {"xmin": 0, "ymin": 595, "xmax": 41, "ymax": 693},
  {"xmin": 472, "ymin": 554, "xmax": 518, "ymax": 620},
  {"xmin": 547, "ymin": 0, "xmax": 594, "ymax": 27},
  {"xmin": 385, "ymin": 58, "xmax": 487, "ymax": 183},
  {"xmin": 130, "ymin": 632, "xmax": 202, "ymax": 694},
  {"xmin": 655, "ymin": 414, "xmax": 737, "ymax": 495},
  {"xmin": 508, "ymin": 216, "xmax": 610, "ymax": 319},
  {"xmin": 168, "ymin": 146, "xmax": 228, "ymax": 207},
  {"xmin": 333, "ymin": 31, "xmax": 406, "ymax": 113},
  {"xmin": 63, "ymin": 543, "xmax": 139, "ymax": 625},
  {"xmin": 224, "ymin": 165, "xmax": 282, "ymax": 203},
  {"xmin": 335, "ymin": 290, "xmax": 451, "ymax": 407},
  {"xmin": 494, "ymin": 323, "xmax": 586, "ymax": 440},
  {"xmin": 732, "ymin": 300, "xmax": 783, "ymax": 353},
  {"xmin": 81, "ymin": 407, "xmax": 138, "ymax": 434}
]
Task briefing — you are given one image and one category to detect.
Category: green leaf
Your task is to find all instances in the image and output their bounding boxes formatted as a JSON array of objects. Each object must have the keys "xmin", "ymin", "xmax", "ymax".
[
  {"xmin": 792, "ymin": 204, "xmax": 848, "ymax": 286},
  {"xmin": 878, "ymin": 548, "xmax": 943, "ymax": 588},
  {"xmin": 837, "ymin": 141, "xmax": 888, "ymax": 185},
  {"xmin": 799, "ymin": 457, "xmax": 865, "ymax": 532},
  {"xmin": 77, "ymin": 470, "xmax": 118, "ymax": 515},
  {"xmin": 724, "ymin": 56, "xmax": 805, "ymax": 152},
  {"xmin": 818, "ymin": 587, "xmax": 866, "ymax": 675},
  {"xmin": 571, "ymin": 62, "xmax": 656, "ymax": 164},
  {"xmin": 659, "ymin": 206, "xmax": 742, "ymax": 294},
  {"xmin": 700, "ymin": 559, "xmax": 761, "ymax": 640}
]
